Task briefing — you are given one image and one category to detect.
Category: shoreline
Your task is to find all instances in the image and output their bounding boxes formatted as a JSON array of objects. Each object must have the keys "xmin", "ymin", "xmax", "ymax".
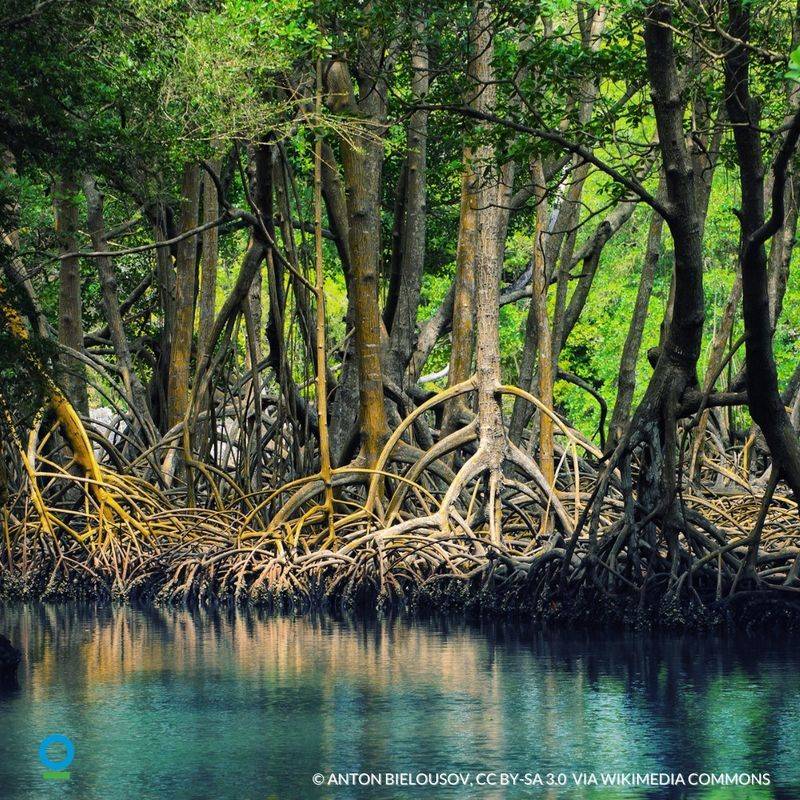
[{"xmin": 3, "ymin": 556, "xmax": 800, "ymax": 633}]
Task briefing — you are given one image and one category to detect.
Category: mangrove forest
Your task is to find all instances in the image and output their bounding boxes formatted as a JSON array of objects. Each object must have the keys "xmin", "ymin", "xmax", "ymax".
[{"xmin": 2, "ymin": 0, "xmax": 800, "ymax": 627}]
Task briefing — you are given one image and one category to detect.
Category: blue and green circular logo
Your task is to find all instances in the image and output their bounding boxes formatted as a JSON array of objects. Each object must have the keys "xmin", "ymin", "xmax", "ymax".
[{"xmin": 39, "ymin": 734, "xmax": 74, "ymax": 781}]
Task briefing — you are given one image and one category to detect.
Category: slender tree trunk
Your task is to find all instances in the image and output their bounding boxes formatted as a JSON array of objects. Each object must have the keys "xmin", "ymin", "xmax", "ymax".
[
  {"xmin": 255, "ymin": 145, "xmax": 290, "ymax": 412},
  {"xmin": 610, "ymin": 2, "xmax": 706, "ymax": 552},
  {"xmin": 149, "ymin": 201, "xmax": 176, "ymax": 429},
  {"xmin": 767, "ymin": 42, "xmax": 800, "ymax": 330},
  {"xmin": 166, "ymin": 162, "xmax": 201, "ymax": 430},
  {"xmin": 467, "ymin": 0, "xmax": 518, "ymax": 542},
  {"xmin": 441, "ymin": 0, "xmax": 497, "ymax": 441},
  {"xmin": 767, "ymin": 170, "xmax": 798, "ymax": 326},
  {"xmin": 2, "ymin": 151, "xmax": 47, "ymax": 341},
  {"xmin": 559, "ymin": 200, "xmax": 639, "ymax": 354},
  {"xmin": 329, "ymin": 56, "xmax": 390, "ymax": 466},
  {"xmin": 321, "ymin": 139, "xmax": 360, "ymax": 464},
  {"xmin": 724, "ymin": 0, "xmax": 800, "ymax": 501},
  {"xmin": 550, "ymin": 164, "xmax": 589, "ymax": 361},
  {"xmin": 82, "ymin": 175, "xmax": 156, "ymax": 442},
  {"xmin": 245, "ymin": 147, "xmax": 264, "ymax": 371},
  {"xmin": 320, "ymin": 141, "xmax": 352, "ymax": 280},
  {"xmin": 508, "ymin": 197, "xmax": 638, "ymax": 443},
  {"xmin": 440, "ymin": 156, "xmax": 479, "ymax": 436},
  {"xmin": 273, "ymin": 153, "xmax": 315, "ymax": 369},
  {"xmin": 384, "ymin": 163, "xmax": 408, "ymax": 333},
  {"xmin": 508, "ymin": 5, "xmax": 607, "ymax": 448},
  {"xmin": 54, "ymin": 175, "xmax": 88, "ymax": 417},
  {"xmin": 190, "ymin": 146, "xmax": 274, "ymax": 445},
  {"xmin": 197, "ymin": 158, "xmax": 220, "ymax": 365},
  {"xmin": 688, "ymin": 269, "xmax": 742, "ymax": 477},
  {"xmin": 385, "ymin": 26, "xmax": 429, "ymax": 385},
  {"xmin": 608, "ymin": 181, "xmax": 665, "ymax": 449},
  {"xmin": 550, "ymin": 5, "xmax": 606, "ymax": 363},
  {"xmin": 530, "ymin": 160, "xmax": 554, "ymax": 485},
  {"xmin": 246, "ymin": 266, "xmax": 262, "ymax": 367}
]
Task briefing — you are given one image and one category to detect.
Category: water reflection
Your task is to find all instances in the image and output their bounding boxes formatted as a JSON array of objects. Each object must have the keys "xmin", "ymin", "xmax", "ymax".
[{"xmin": 0, "ymin": 605, "xmax": 798, "ymax": 799}]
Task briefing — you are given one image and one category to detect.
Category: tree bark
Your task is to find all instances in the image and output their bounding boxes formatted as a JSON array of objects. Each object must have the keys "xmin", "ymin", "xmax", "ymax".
[
  {"xmin": 385, "ymin": 26, "xmax": 429, "ymax": 385},
  {"xmin": 54, "ymin": 175, "xmax": 88, "ymax": 417},
  {"xmin": 441, "ymin": 1, "xmax": 499, "ymax": 442},
  {"xmin": 608, "ymin": 182, "xmax": 664, "ymax": 450},
  {"xmin": 321, "ymin": 139, "xmax": 359, "ymax": 464},
  {"xmin": 329, "ymin": 55, "xmax": 390, "ymax": 466},
  {"xmin": 604, "ymin": 1, "xmax": 706, "ymax": 548},
  {"xmin": 197, "ymin": 157, "xmax": 220, "ymax": 365},
  {"xmin": 531, "ymin": 160, "xmax": 554, "ymax": 485},
  {"xmin": 468, "ymin": 0, "xmax": 517, "ymax": 542},
  {"xmin": 166, "ymin": 162, "xmax": 201, "ymax": 430},
  {"xmin": 82, "ymin": 174, "xmax": 156, "ymax": 442},
  {"xmin": 440, "ymin": 154, "xmax": 479, "ymax": 437},
  {"xmin": 149, "ymin": 200, "xmax": 176, "ymax": 429},
  {"xmin": 724, "ymin": 0, "xmax": 800, "ymax": 501},
  {"xmin": 644, "ymin": 6, "xmax": 705, "ymax": 380}
]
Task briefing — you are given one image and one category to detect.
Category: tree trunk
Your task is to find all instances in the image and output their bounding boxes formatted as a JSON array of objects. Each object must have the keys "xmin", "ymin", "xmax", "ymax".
[
  {"xmin": 608, "ymin": 180, "xmax": 665, "ymax": 449},
  {"xmin": 644, "ymin": 6, "xmax": 705, "ymax": 378},
  {"xmin": 385, "ymin": 26, "xmax": 429, "ymax": 385},
  {"xmin": 467, "ymin": 0, "xmax": 516, "ymax": 541},
  {"xmin": 441, "ymin": 0, "xmax": 499, "ymax": 442},
  {"xmin": 149, "ymin": 201, "xmax": 176, "ymax": 430},
  {"xmin": 246, "ymin": 264, "xmax": 262, "ymax": 367},
  {"xmin": 724, "ymin": 0, "xmax": 800, "ymax": 501},
  {"xmin": 440, "ymin": 154, "xmax": 479, "ymax": 437},
  {"xmin": 54, "ymin": 175, "xmax": 88, "ymax": 417},
  {"xmin": 508, "ymin": 197, "xmax": 638, "ymax": 443},
  {"xmin": 688, "ymin": 269, "xmax": 742, "ymax": 478},
  {"xmin": 2, "ymin": 151, "xmax": 47, "ymax": 341},
  {"xmin": 320, "ymin": 141, "xmax": 352, "ymax": 280},
  {"xmin": 166, "ymin": 162, "xmax": 200, "ymax": 430},
  {"xmin": 190, "ymin": 145, "xmax": 275, "ymax": 448},
  {"xmin": 605, "ymin": 2, "xmax": 706, "ymax": 552},
  {"xmin": 82, "ymin": 175, "xmax": 156, "ymax": 442},
  {"xmin": 329, "ymin": 56, "xmax": 390, "ymax": 466},
  {"xmin": 197, "ymin": 158, "xmax": 220, "ymax": 366},
  {"xmin": 531, "ymin": 160, "xmax": 554, "ymax": 485},
  {"xmin": 549, "ymin": 164, "xmax": 588, "ymax": 363},
  {"xmin": 321, "ymin": 139, "xmax": 360, "ymax": 465},
  {"xmin": 767, "ymin": 170, "xmax": 798, "ymax": 326}
]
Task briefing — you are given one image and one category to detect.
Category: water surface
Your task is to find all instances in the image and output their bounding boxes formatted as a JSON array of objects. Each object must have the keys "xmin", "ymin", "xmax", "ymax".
[{"xmin": 0, "ymin": 605, "xmax": 797, "ymax": 799}]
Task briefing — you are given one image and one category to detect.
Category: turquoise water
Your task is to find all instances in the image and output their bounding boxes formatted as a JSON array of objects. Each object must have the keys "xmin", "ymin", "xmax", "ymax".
[{"xmin": 0, "ymin": 605, "xmax": 798, "ymax": 799}]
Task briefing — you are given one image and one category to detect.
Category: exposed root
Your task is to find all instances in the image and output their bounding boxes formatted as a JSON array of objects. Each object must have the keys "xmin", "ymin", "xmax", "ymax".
[{"xmin": 3, "ymin": 371, "xmax": 799, "ymax": 630}]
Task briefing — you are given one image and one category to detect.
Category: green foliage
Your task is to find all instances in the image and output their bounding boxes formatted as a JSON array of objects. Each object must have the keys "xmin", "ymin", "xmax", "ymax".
[
  {"xmin": 168, "ymin": 0, "xmax": 322, "ymax": 143},
  {"xmin": 4, "ymin": 0, "xmax": 800, "ymax": 453},
  {"xmin": 787, "ymin": 46, "xmax": 800, "ymax": 84},
  {"xmin": 0, "ymin": 0, "xmax": 186, "ymax": 180}
]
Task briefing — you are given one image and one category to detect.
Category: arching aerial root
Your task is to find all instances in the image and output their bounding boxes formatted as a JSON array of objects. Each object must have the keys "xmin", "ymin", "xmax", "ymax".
[{"xmin": 2, "ymin": 378, "xmax": 800, "ymax": 628}]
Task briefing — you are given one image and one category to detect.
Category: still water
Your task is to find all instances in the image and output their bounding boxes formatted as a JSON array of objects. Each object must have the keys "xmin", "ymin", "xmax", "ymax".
[{"xmin": 0, "ymin": 605, "xmax": 798, "ymax": 799}]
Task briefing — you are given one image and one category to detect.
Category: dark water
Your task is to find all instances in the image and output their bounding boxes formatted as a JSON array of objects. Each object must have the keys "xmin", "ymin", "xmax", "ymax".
[{"xmin": 0, "ymin": 606, "xmax": 798, "ymax": 799}]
